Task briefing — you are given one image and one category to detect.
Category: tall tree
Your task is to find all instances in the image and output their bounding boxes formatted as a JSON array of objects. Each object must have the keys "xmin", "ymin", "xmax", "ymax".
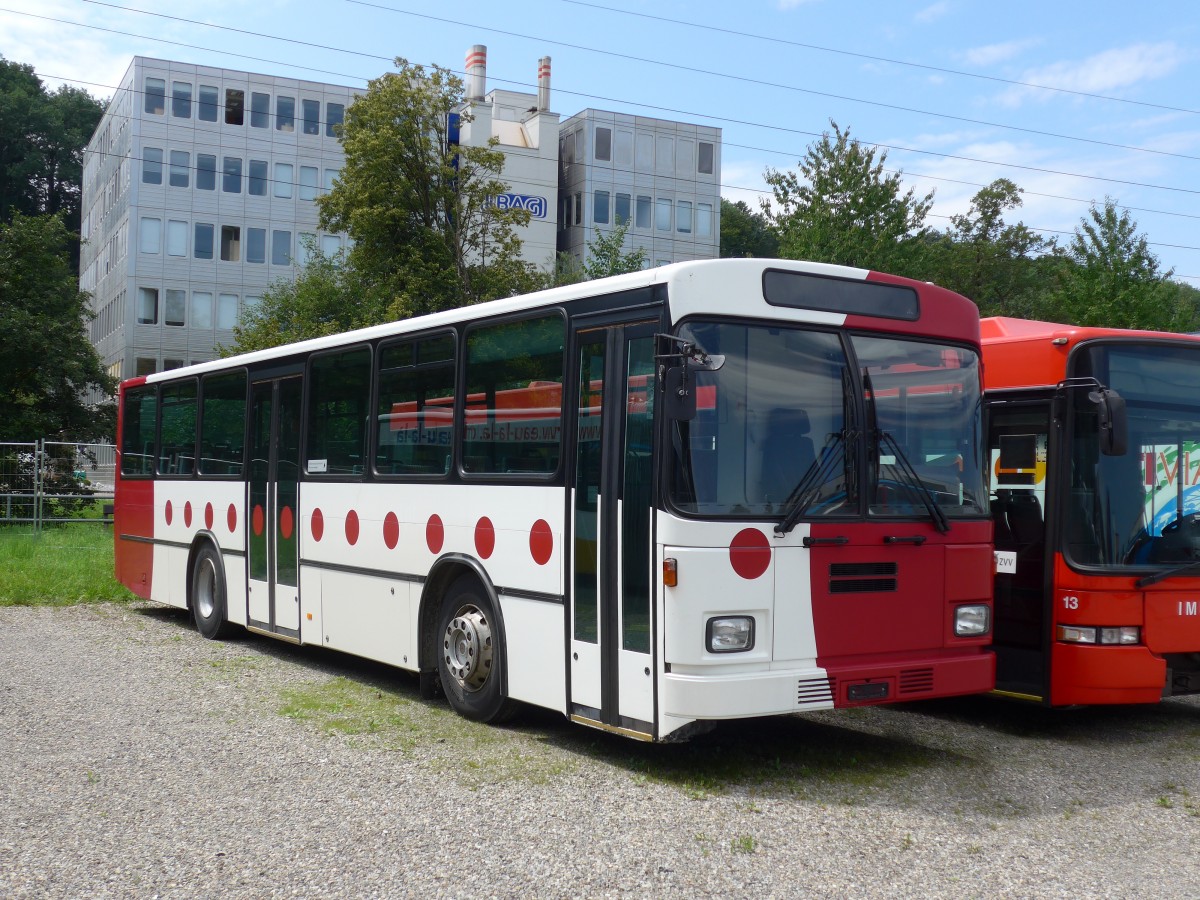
[
  {"xmin": 932, "ymin": 178, "xmax": 1052, "ymax": 317},
  {"xmin": 318, "ymin": 58, "xmax": 534, "ymax": 321},
  {"xmin": 551, "ymin": 220, "xmax": 648, "ymax": 286},
  {"xmin": 1046, "ymin": 198, "xmax": 1196, "ymax": 331},
  {"xmin": 0, "ymin": 213, "xmax": 115, "ymax": 440},
  {"xmin": 720, "ymin": 198, "xmax": 778, "ymax": 258},
  {"xmin": 763, "ymin": 121, "xmax": 934, "ymax": 277}
]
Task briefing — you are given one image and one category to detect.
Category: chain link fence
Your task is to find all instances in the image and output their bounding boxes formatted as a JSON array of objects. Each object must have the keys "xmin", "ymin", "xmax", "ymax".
[{"xmin": 0, "ymin": 441, "xmax": 116, "ymax": 532}]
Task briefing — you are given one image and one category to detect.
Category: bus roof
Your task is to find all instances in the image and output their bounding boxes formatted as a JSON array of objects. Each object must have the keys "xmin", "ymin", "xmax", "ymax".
[
  {"xmin": 129, "ymin": 257, "xmax": 978, "ymax": 387},
  {"xmin": 981, "ymin": 316, "xmax": 1200, "ymax": 391}
]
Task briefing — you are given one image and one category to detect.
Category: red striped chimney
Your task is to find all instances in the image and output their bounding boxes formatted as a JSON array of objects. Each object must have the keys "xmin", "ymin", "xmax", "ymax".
[
  {"xmin": 537, "ymin": 56, "xmax": 552, "ymax": 111},
  {"xmin": 465, "ymin": 44, "xmax": 487, "ymax": 100}
]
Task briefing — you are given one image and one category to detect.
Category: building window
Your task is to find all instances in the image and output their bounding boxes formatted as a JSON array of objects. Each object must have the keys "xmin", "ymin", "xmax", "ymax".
[
  {"xmin": 326, "ymin": 102, "xmax": 344, "ymax": 137},
  {"xmin": 225, "ymin": 89, "xmax": 244, "ymax": 125},
  {"xmin": 142, "ymin": 147, "xmax": 162, "ymax": 184},
  {"xmin": 165, "ymin": 290, "xmax": 186, "ymax": 327},
  {"xmin": 302, "ymin": 99, "xmax": 320, "ymax": 135},
  {"xmin": 677, "ymin": 200, "xmax": 692, "ymax": 234},
  {"xmin": 697, "ymin": 202, "xmax": 713, "ymax": 237},
  {"xmin": 217, "ymin": 294, "xmax": 239, "ymax": 329},
  {"xmin": 171, "ymin": 82, "xmax": 191, "ymax": 118},
  {"xmin": 676, "ymin": 139, "xmax": 694, "ymax": 174},
  {"xmin": 166, "ymin": 220, "xmax": 187, "ymax": 256},
  {"xmin": 271, "ymin": 230, "xmax": 291, "ymax": 265},
  {"xmin": 635, "ymin": 195, "xmax": 651, "ymax": 229},
  {"xmin": 246, "ymin": 228, "xmax": 266, "ymax": 264},
  {"xmin": 163, "ymin": 359, "xmax": 185, "ymax": 371},
  {"xmin": 220, "ymin": 226, "xmax": 241, "ymax": 262},
  {"xmin": 196, "ymin": 154, "xmax": 216, "ymax": 191},
  {"xmin": 636, "ymin": 133, "xmax": 654, "ymax": 169},
  {"xmin": 194, "ymin": 223, "xmax": 214, "ymax": 260},
  {"xmin": 135, "ymin": 358, "xmax": 157, "ymax": 377},
  {"xmin": 250, "ymin": 92, "xmax": 270, "ymax": 128},
  {"xmin": 191, "ymin": 292, "xmax": 213, "ymax": 329},
  {"xmin": 656, "ymin": 197, "xmax": 672, "ymax": 231},
  {"xmin": 145, "ymin": 77, "xmax": 165, "ymax": 115},
  {"xmin": 299, "ymin": 166, "xmax": 318, "ymax": 201},
  {"xmin": 274, "ymin": 163, "xmax": 293, "ymax": 198},
  {"xmin": 574, "ymin": 192, "xmax": 582, "ymax": 225},
  {"xmin": 198, "ymin": 85, "xmax": 218, "ymax": 122},
  {"xmin": 615, "ymin": 193, "xmax": 631, "ymax": 227},
  {"xmin": 698, "ymin": 142, "xmax": 714, "ymax": 175},
  {"xmin": 169, "ymin": 150, "xmax": 189, "ymax": 188},
  {"xmin": 222, "ymin": 156, "xmax": 242, "ymax": 193},
  {"xmin": 324, "ymin": 168, "xmax": 339, "ymax": 192},
  {"xmin": 615, "ymin": 130, "xmax": 633, "ymax": 167},
  {"xmin": 321, "ymin": 234, "xmax": 342, "ymax": 256},
  {"xmin": 656, "ymin": 136, "xmax": 674, "ymax": 175},
  {"xmin": 275, "ymin": 96, "xmax": 295, "ymax": 132},
  {"xmin": 296, "ymin": 234, "xmax": 315, "ymax": 266},
  {"xmin": 137, "ymin": 287, "xmax": 158, "ymax": 325},
  {"xmin": 248, "ymin": 159, "xmax": 267, "ymax": 196},
  {"xmin": 244, "ymin": 296, "xmax": 261, "ymax": 316},
  {"xmin": 595, "ymin": 126, "xmax": 612, "ymax": 162},
  {"xmin": 139, "ymin": 217, "xmax": 161, "ymax": 254},
  {"xmin": 594, "ymin": 190, "xmax": 610, "ymax": 225}
]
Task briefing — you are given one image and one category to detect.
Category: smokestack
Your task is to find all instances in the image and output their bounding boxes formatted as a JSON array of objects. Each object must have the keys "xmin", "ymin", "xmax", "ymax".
[
  {"xmin": 537, "ymin": 56, "xmax": 551, "ymax": 111},
  {"xmin": 465, "ymin": 44, "xmax": 487, "ymax": 100}
]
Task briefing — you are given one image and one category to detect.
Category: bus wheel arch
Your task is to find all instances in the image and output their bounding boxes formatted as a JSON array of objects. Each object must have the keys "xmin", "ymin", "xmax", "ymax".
[
  {"xmin": 188, "ymin": 535, "xmax": 235, "ymax": 640},
  {"xmin": 419, "ymin": 556, "xmax": 516, "ymax": 723}
]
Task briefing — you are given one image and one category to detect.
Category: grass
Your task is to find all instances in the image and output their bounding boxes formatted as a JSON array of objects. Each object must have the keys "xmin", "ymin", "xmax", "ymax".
[{"xmin": 0, "ymin": 524, "xmax": 134, "ymax": 605}]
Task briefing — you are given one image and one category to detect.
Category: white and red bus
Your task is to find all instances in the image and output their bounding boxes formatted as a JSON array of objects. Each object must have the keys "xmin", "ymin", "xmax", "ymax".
[
  {"xmin": 984, "ymin": 316, "xmax": 1200, "ymax": 705},
  {"xmin": 115, "ymin": 258, "xmax": 994, "ymax": 741}
]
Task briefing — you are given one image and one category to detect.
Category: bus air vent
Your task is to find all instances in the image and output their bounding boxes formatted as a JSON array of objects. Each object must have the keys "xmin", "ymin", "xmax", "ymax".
[
  {"xmin": 899, "ymin": 667, "xmax": 935, "ymax": 694},
  {"xmin": 796, "ymin": 676, "xmax": 834, "ymax": 707},
  {"xmin": 829, "ymin": 578, "xmax": 898, "ymax": 594},
  {"xmin": 830, "ymin": 562, "xmax": 898, "ymax": 577},
  {"xmin": 829, "ymin": 561, "xmax": 898, "ymax": 594}
]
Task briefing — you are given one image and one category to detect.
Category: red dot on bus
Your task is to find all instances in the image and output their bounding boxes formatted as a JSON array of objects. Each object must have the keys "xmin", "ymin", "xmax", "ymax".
[
  {"xmin": 427, "ymin": 514, "xmax": 444, "ymax": 554},
  {"xmin": 345, "ymin": 509, "xmax": 360, "ymax": 546},
  {"xmin": 311, "ymin": 507, "xmax": 324, "ymax": 542},
  {"xmin": 280, "ymin": 505, "xmax": 294, "ymax": 541},
  {"xmin": 227, "ymin": 504, "xmax": 237, "ymax": 533},
  {"xmin": 204, "ymin": 502, "xmax": 214, "ymax": 531},
  {"xmin": 729, "ymin": 528, "xmax": 771, "ymax": 580},
  {"xmin": 184, "ymin": 501, "xmax": 193, "ymax": 528},
  {"xmin": 165, "ymin": 500, "xmax": 173, "ymax": 526},
  {"xmin": 530, "ymin": 519, "xmax": 553, "ymax": 565},
  {"xmin": 252, "ymin": 504, "xmax": 264, "ymax": 537},
  {"xmin": 383, "ymin": 512, "xmax": 400, "ymax": 550},
  {"xmin": 475, "ymin": 517, "xmax": 496, "ymax": 559}
]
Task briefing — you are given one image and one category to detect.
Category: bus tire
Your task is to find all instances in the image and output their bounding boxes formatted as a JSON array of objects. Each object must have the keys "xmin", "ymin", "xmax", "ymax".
[
  {"xmin": 192, "ymin": 543, "xmax": 234, "ymax": 640},
  {"xmin": 436, "ymin": 575, "xmax": 516, "ymax": 724}
]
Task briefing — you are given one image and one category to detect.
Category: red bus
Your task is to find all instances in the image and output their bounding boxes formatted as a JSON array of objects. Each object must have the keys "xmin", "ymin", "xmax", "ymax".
[
  {"xmin": 114, "ymin": 259, "xmax": 994, "ymax": 741},
  {"xmin": 983, "ymin": 316, "xmax": 1200, "ymax": 705}
]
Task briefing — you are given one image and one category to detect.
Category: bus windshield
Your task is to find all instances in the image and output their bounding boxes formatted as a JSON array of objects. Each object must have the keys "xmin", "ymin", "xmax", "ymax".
[
  {"xmin": 667, "ymin": 321, "xmax": 986, "ymax": 520},
  {"xmin": 1067, "ymin": 342, "xmax": 1200, "ymax": 569}
]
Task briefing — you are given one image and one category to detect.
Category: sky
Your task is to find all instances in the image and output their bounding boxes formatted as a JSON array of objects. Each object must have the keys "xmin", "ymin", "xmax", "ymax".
[{"xmin": 3, "ymin": 0, "xmax": 1199, "ymax": 285}]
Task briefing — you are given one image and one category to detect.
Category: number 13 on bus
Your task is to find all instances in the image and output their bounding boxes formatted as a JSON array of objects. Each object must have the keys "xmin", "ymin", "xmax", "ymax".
[{"xmin": 115, "ymin": 259, "xmax": 995, "ymax": 741}]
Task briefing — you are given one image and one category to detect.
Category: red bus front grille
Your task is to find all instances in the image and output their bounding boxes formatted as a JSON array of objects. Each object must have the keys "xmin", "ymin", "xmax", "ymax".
[{"xmin": 898, "ymin": 667, "xmax": 935, "ymax": 694}]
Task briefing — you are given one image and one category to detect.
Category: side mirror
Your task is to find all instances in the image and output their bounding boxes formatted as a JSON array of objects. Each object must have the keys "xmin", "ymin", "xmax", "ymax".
[
  {"xmin": 1090, "ymin": 388, "xmax": 1127, "ymax": 456},
  {"xmin": 664, "ymin": 366, "xmax": 696, "ymax": 420}
]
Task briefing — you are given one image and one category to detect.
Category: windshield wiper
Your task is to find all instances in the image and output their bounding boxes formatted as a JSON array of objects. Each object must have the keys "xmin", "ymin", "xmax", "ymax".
[
  {"xmin": 877, "ymin": 430, "xmax": 951, "ymax": 534},
  {"xmin": 775, "ymin": 431, "xmax": 846, "ymax": 536},
  {"xmin": 1136, "ymin": 559, "xmax": 1200, "ymax": 588}
]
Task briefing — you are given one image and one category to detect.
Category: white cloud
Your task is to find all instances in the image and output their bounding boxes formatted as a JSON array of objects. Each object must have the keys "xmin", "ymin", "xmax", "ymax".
[
  {"xmin": 961, "ymin": 38, "xmax": 1041, "ymax": 68},
  {"xmin": 998, "ymin": 42, "xmax": 1186, "ymax": 107},
  {"xmin": 915, "ymin": 2, "xmax": 951, "ymax": 24}
]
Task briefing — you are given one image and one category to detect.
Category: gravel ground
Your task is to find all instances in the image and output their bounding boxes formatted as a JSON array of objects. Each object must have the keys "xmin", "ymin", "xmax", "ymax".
[{"xmin": 2, "ymin": 602, "xmax": 1199, "ymax": 899}]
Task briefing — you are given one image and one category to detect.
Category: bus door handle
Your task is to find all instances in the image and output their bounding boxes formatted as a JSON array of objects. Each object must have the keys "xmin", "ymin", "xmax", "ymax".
[
  {"xmin": 802, "ymin": 536, "xmax": 849, "ymax": 547},
  {"xmin": 883, "ymin": 535, "xmax": 926, "ymax": 545}
]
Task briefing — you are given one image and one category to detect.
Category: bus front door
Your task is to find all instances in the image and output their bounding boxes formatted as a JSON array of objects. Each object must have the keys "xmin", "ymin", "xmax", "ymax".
[
  {"xmin": 247, "ymin": 375, "xmax": 303, "ymax": 639},
  {"xmin": 570, "ymin": 320, "xmax": 658, "ymax": 737}
]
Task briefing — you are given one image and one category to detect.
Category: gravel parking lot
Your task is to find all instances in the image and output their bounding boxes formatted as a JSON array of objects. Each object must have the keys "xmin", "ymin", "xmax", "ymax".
[{"xmin": 2, "ymin": 602, "xmax": 1199, "ymax": 898}]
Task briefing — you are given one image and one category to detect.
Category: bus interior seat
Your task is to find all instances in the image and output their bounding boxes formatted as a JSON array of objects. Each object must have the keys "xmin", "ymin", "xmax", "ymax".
[
  {"xmin": 990, "ymin": 493, "xmax": 1015, "ymax": 545},
  {"xmin": 1003, "ymin": 490, "xmax": 1044, "ymax": 545},
  {"xmin": 761, "ymin": 409, "xmax": 816, "ymax": 504}
]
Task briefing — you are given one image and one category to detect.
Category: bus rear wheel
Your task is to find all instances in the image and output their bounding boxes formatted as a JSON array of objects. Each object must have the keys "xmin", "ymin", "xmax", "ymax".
[
  {"xmin": 192, "ymin": 543, "xmax": 234, "ymax": 640},
  {"xmin": 436, "ymin": 576, "xmax": 516, "ymax": 724}
]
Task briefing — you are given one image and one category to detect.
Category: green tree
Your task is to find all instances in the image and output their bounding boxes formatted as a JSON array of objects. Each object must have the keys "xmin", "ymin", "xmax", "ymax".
[
  {"xmin": 551, "ymin": 220, "xmax": 648, "ymax": 286},
  {"xmin": 318, "ymin": 58, "xmax": 535, "ymax": 321},
  {"xmin": 224, "ymin": 243, "xmax": 382, "ymax": 355},
  {"xmin": 0, "ymin": 213, "xmax": 115, "ymax": 440},
  {"xmin": 720, "ymin": 198, "xmax": 778, "ymax": 258},
  {"xmin": 1045, "ymin": 198, "xmax": 1196, "ymax": 331},
  {"xmin": 931, "ymin": 178, "xmax": 1052, "ymax": 317},
  {"xmin": 1, "ymin": 58, "xmax": 105, "ymax": 269},
  {"xmin": 763, "ymin": 121, "xmax": 934, "ymax": 276}
]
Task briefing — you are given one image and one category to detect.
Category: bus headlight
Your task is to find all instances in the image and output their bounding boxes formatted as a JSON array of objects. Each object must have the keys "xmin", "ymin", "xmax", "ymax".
[
  {"xmin": 707, "ymin": 616, "xmax": 755, "ymax": 653},
  {"xmin": 954, "ymin": 604, "xmax": 991, "ymax": 636},
  {"xmin": 1099, "ymin": 626, "xmax": 1140, "ymax": 645},
  {"xmin": 1058, "ymin": 625, "xmax": 1140, "ymax": 645}
]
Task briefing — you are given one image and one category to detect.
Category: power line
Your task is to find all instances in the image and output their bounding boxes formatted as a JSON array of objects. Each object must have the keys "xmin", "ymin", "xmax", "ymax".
[{"xmin": 554, "ymin": 0, "xmax": 1200, "ymax": 117}]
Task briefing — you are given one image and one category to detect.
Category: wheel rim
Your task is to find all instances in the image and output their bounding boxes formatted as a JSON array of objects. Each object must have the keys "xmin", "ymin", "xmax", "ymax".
[
  {"xmin": 196, "ymin": 557, "xmax": 217, "ymax": 619},
  {"xmin": 443, "ymin": 604, "xmax": 493, "ymax": 693}
]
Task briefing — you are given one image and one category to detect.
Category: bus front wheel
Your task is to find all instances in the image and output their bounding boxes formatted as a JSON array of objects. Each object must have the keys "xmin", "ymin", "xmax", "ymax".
[
  {"xmin": 436, "ymin": 576, "xmax": 516, "ymax": 724},
  {"xmin": 192, "ymin": 543, "xmax": 234, "ymax": 640}
]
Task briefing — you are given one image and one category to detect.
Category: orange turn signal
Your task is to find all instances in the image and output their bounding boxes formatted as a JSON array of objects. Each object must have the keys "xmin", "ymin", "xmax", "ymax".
[{"xmin": 663, "ymin": 557, "xmax": 678, "ymax": 587}]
